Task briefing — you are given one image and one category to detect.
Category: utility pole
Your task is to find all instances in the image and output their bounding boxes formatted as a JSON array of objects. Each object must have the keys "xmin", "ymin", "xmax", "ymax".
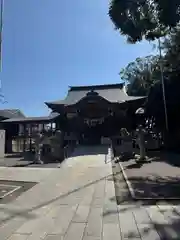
[
  {"xmin": 158, "ymin": 38, "xmax": 169, "ymax": 132},
  {"xmin": 0, "ymin": 0, "xmax": 7, "ymax": 104},
  {"xmin": 0, "ymin": 0, "xmax": 3, "ymax": 73}
]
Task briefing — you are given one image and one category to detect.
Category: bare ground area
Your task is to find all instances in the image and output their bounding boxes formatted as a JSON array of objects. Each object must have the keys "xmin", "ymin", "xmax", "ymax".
[{"xmin": 119, "ymin": 151, "xmax": 180, "ymax": 200}]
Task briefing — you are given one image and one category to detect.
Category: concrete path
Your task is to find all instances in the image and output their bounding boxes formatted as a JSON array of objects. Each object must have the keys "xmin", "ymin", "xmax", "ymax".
[
  {"xmin": 0, "ymin": 145, "xmax": 179, "ymax": 239},
  {"xmin": 0, "ymin": 145, "xmax": 116, "ymax": 240}
]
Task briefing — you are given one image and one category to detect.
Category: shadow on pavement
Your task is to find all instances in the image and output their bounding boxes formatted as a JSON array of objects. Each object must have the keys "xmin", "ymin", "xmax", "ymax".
[
  {"xmin": 103, "ymin": 204, "xmax": 180, "ymax": 240},
  {"xmin": 70, "ymin": 145, "xmax": 108, "ymax": 157},
  {"xmin": 129, "ymin": 176, "xmax": 180, "ymax": 199},
  {"xmin": 0, "ymin": 173, "xmax": 111, "ymax": 226},
  {"xmin": 104, "ymin": 163, "xmax": 180, "ymax": 239}
]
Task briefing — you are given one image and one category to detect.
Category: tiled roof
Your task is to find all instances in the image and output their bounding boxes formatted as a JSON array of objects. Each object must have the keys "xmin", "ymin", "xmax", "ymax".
[
  {"xmin": 2, "ymin": 112, "xmax": 60, "ymax": 123},
  {"xmin": 48, "ymin": 112, "xmax": 59, "ymax": 118},
  {"xmin": 45, "ymin": 83, "xmax": 146, "ymax": 107},
  {"xmin": 0, "ymin": 109, "xmax": 25, "ymax": 119}
]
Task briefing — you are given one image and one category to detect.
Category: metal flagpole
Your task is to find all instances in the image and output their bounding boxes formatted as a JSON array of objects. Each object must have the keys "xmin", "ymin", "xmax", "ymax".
[
  {"xmin": 0, "ymin": 0, "xmax": 3, "ymax": 74},
  {"xmin": 0, "ymin": 0, "xmax": 6, "ymax": 103},
  {"xmin": 158, "ymin": 38, "xmax": 169, "ymax": 131}
]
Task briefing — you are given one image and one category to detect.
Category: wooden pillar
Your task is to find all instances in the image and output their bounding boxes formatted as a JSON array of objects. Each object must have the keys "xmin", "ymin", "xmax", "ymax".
[
  {"xmin": 30, "ymin": 124, "xmax": 32, "ymax": 152},
  {"xmin": 23, "ymin": 124, "xmax": 26, "ymax": 152},
  {"xmin": 19, "ymin": 124, "xmax": 23, "ymax": 152}
]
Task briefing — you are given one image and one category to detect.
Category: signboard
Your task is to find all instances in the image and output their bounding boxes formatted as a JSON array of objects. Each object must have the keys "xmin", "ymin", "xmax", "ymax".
[
  {"xmin": 67, "ymin": 112, "xmax": 77, "ymax": 119},
  {"xmin": 84, "ymin": 118, "xmax": 104, "ymax": 126}
]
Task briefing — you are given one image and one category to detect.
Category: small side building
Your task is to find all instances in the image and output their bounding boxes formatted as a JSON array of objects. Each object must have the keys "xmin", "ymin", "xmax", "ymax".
[
  {"xmin": 0, "ymin": 109, "xmax": 25, "ymax": 153},
  {"xmin": 2, "ymin": 113, "xmax": 60, "ymax": 154}
]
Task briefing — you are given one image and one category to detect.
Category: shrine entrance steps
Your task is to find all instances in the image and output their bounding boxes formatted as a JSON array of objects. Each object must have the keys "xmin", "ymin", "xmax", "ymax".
[{"xmin": 62, "ymin": 145, "xmax": 110, "ymax": 168}]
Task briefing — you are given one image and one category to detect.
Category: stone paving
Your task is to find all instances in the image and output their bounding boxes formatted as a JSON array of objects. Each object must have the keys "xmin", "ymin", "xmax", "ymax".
[{"xmin": 0, "ymin": 146, "xmax": 179, "ymax": 239}]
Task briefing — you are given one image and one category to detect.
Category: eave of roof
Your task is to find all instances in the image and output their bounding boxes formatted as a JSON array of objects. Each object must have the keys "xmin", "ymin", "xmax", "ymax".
[
  {"xmin": 0, "ymin": 109, "xmax": 25, "ymax": 119},
  {"xmin": 2, "ymin": 113, "xmax": 60, "ymax": 123},
  {"xmin": 45, "ymin": 83, "xmax": 126, "ymax": 107},
  {"xmin": 69, "ymin": 83, "xmax": 124, "ymax": 91},
  {"xmin": 45, "ymin": 90, "xmax": 146, "ymax": 108}
]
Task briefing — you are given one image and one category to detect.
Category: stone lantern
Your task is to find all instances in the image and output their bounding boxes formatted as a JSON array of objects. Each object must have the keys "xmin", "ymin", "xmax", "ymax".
[{"xmin": 135, "ymin": 108, "xmax": 146, "ymax": 162}]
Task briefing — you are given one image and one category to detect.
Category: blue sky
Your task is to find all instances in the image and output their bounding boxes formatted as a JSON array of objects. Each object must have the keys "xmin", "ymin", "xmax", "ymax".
[{"xmin": 1, "ymin": 0, "xmax": 154, "ymax": 116}]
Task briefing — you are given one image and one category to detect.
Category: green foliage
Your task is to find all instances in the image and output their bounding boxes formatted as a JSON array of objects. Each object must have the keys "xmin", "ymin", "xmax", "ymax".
[
  {"xmin": 163, "ymin": 27, "xmax": 180, "ymax": 75},
  {"xmin": 145, "ymin": 28, "xmax": 180, "ymax": 131},
  {"xmin": 109, "ymin": 0, "xmax": 180, "ymax": 43},
  {"xmin": 120, "ymin": 55, "xmax": 160, "ymax": 96},
  {"xmin": 109, "ymin": 0, "xmax": 180, "ymax": 136},
  {"xmin": 119, "ymin": 28, "xmax": 180, "ymax": 132}
]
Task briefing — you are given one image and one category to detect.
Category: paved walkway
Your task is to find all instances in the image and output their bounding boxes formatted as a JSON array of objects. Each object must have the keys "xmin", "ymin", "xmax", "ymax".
[{"xmin": 0, "ymin": 146, "xmax": 179, "ymax": 239}]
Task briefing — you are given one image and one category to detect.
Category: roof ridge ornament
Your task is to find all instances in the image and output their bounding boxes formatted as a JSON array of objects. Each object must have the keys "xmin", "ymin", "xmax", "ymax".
[{"xmin": 86, "ymin": 90, "xmax": 99, "ymax": 97}]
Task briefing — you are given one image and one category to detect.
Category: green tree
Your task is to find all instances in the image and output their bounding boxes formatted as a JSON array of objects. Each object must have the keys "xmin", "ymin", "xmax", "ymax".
[
  {"xmin": 109, "ymin": 0, "xmax": 180, "ymax": 43},
  {"xmin": 162, "ymin": 27, "xmax": 180, "ymax": 76},
  {"xmin": 145, "ymin": 28, "xmax": 180, "ymax": 136},
  {"xmin": 120, "ymin": 55, "xmax": 160, "ymax": 96}
]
